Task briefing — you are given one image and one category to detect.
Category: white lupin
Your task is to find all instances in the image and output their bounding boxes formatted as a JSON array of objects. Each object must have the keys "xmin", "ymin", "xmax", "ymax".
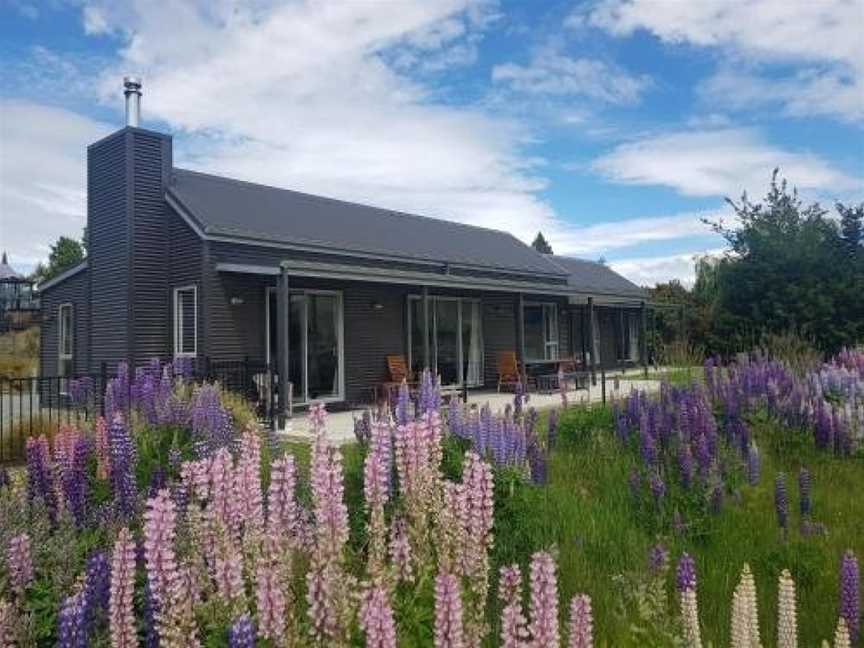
[
  {"xmin": 834, "ymin": 617, "xmax": 851, "ymax": 648},
  {"xmin": 777, "ymin": 569, "xmax": 797, "ymax": 648}
]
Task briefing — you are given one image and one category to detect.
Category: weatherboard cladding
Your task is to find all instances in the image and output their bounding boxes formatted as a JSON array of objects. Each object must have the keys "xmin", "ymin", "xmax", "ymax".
[
  {"xmin": 168, "ymin": 168, "xmax": 568, "ymax": 280},
  {"xmin": 130, "ymin": 130, "xmax": 172, "ymax": 364},
  {"xmin": 40, "ymin": 267, "xmax": 90, "ymax": 377},
  {"xmin": 88, "ymin": 130, "xmax": 131, "ymax": 372}
]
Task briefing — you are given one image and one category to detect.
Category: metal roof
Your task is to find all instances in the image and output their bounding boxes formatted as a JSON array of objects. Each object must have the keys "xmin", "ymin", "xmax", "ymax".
[
  {"xmin": 0, "ymin": 253, "xmax": 24, "ymax": 282},
  {"xmin": 167, "ymin": 168, "xmax": 568, "ymax": 279},
  {"xmin": 549, "ymin": 255, "xmax": 647, "ymax": 300}
]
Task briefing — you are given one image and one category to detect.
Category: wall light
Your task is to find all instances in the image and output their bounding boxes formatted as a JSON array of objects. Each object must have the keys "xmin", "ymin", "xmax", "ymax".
[
  {"xmin": 230, "ymin": 296, "xmax": 245, "ymax": 306},
  {"xmin": 371, "ymin": 301, "xmax": 384, "ymax": 311}
]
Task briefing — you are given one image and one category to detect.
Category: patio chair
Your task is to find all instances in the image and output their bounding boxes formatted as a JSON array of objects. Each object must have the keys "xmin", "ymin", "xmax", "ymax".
[
  {"xmin": 380, "ymin": 355, "xmax": 417, "ymax": 402},
  {"xmin": 496, "ymin": 351, "xmax": 522, "ymax": 392}
]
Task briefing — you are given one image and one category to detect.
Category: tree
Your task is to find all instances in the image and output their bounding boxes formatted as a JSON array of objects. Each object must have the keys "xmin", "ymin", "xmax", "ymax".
[
  {"xmin": 837, "ymin": 202, "xmax": 863, "ymax": 252},
  {"xmin": 31, "ymin": 235, "xmax": 86, "ymax": 285},
  {"xmin": 704, "ymin": 170, "xmax": 864, "ymax": 354},
  {"xmin": 531, "ymin": 232, "xmax": 553, "ymax": 254}
]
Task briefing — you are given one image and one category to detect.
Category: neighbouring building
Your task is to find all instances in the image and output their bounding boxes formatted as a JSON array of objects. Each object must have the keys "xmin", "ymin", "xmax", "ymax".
[
  {"xmin": 38, "ymin": 78, "xmax": 650, "ymax": 410},
  {"xmin": 0, "ymin": 252, "xmax": 39, "ymax": 333}
]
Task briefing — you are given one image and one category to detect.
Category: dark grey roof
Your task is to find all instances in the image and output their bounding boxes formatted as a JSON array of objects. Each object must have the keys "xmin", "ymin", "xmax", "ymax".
[
  {"xmin": 549, "ymin": 255, "xmax": 646, "ymax": 299},
  {"xmin": 167, "ymin": 168, "xmax": 567, "ymax": 278},
  {"xmin": 0, "ymin": 253, "xmax": 24, "ymax": 282}
]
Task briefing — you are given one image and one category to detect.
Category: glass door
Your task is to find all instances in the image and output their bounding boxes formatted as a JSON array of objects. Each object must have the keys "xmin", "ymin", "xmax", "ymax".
[
  {"xmin": 268, "ymin": 290, "xmax": 343, "ymax": 403},
  {"xmin": 306, "ymin": 293, "xmax": 340, "ymax": 400},
  {"xmin": 408, "ymin": 296, "xmax": 483, "ymax": 387},
  {"xmin": 434, "ymin": 299, "xmax": 460, "ymax": 386}
]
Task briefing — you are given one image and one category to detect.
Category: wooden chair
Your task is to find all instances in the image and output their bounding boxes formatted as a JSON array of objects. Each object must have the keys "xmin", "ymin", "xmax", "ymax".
[
  {"xmin": 496, "ymin": 351, "xmax": 522, "ymax": 392},
  {"xmin": 380, "ymin": 355, "xmax": 417, "ymax": 403}
]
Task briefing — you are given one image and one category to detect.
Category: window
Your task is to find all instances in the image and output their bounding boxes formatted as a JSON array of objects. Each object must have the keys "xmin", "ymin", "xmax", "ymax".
[
  {"xmin": 407, "ymin": 296, "xmax": 484, "ymax": 387},
  {"xmin": 174, "ymin": 285, "xmax": 197, "ymax": 357},
  {"xmin": 58, "ymin": 304, "xmax": 73, "ymax": 377},
  {"xmin": 523, "ymin": 303, "xmax": 559, "ymax": 360}
]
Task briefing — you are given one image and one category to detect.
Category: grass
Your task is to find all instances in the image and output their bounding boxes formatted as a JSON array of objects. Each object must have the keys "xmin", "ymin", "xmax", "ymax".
[
  {"xmin": 0, "ymin": 326, "xmax": 39, "ymax": 379},
  {"xmin": 278, "ymin": 404, "xmax": 863, "ymax": 646},
  {"xmin": 492, "ymin": 406, "xmax": 864, "ymax": 647}
]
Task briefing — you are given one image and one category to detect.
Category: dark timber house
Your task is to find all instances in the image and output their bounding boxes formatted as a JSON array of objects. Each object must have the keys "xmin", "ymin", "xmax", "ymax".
[{"xmin": 39, "ymin": 78, "xmax": 649, "ymax": 413}]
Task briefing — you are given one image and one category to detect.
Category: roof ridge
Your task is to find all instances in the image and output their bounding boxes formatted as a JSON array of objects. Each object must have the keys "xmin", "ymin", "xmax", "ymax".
[{"xmin": 170, "ymin": 166, "xmax": 564, "ymax": 275}]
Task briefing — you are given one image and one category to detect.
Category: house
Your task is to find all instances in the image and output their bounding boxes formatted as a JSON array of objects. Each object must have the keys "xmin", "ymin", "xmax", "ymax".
[
  {"xmin": 0, "ymin": 252, "xmax": 39, "ymax": 333},
  {"xmin": 38, "ymin": 78, "xmax": 649, "ymax": 413}
]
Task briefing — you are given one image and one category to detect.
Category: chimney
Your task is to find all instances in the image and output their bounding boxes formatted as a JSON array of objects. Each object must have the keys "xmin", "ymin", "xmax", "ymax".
[{"xmin": 123, "ymin": 76, "xmax": 142, "ymax": 127}]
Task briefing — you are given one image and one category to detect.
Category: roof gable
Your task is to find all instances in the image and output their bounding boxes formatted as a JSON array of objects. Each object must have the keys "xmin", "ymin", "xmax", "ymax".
[{"xmin": 167, "ymin": 168, "xmax": 566, "ymax": 278}]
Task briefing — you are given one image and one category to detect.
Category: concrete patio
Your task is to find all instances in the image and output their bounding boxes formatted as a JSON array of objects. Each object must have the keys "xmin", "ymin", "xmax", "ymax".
[{"xmin": 277, "ymin": 368, "xmax": 664, "ymax": 444}]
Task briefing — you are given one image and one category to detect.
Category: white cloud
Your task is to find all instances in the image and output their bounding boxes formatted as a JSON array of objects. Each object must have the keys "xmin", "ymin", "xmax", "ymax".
[
  {"xmin": 69, "ymin": 0, "xmax": 578, "ymax": 245},
  {"xmin": 548, "ymin": 209, "xmax": 723, "ymax": 257},
  {"xmin": 0, "ymin": 100, "xmax": 112, "ymax": 272},
  {"xmin": 610, "ymin": 248, "xmax": 725, "ymax": 287},
  {"xmin": 584, "ymin": 0, "xmax": 864, "ymax": 123},
  {"xmin": 591, "ymin": 128, "xmax": 857, "ymax": 198},
  {"xmin": 492, "ymin": 43, "xmax": 651, "ymax": 104}
]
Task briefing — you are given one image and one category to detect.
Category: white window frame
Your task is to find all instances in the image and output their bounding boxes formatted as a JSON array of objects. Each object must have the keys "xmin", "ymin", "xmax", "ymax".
[
  {"xmin": 173, "ymin": 285, "xmax": 198, "ymax": 358},
  {"xmin": 406, "ymin": 295, "xmax": 485, "ymax": 387},
  {"xmin": 58, "ymin": 303, "xmax": 74, "ymax": 377},
  {"xmin": 524, "ymin": 301, "xmax": 559, "ymax": 361}
]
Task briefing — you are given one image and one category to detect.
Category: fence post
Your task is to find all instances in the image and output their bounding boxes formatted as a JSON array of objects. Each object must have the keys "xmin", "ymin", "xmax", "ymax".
[{"xmin": 601, "ymin": 366, "xmax": 606, "ymax": 405}]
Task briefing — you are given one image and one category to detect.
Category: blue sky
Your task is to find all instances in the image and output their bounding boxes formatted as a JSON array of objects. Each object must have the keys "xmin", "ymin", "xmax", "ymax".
[{"xmin": 1, "ymin": 0, "xmax": 862, "ymax": 284}]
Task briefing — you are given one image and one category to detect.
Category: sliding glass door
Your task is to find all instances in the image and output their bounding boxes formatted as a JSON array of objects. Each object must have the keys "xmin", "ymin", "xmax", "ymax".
[
  {"xmin": 268, "ymin": 290, "xmax": 344, "ymax": 403},
  {"xmin": 408, "ymin": 296, "xmax": 483, "ymax": 387}
]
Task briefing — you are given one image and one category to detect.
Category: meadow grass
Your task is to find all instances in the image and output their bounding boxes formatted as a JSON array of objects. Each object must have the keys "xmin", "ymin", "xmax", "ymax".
[
  {"xmin": 281, "ymin": 403, "xmax": 862, "ymax": 646},
  {"xmin": 493, "ymin": 405, "xmax": 863, "ymax": 647}
]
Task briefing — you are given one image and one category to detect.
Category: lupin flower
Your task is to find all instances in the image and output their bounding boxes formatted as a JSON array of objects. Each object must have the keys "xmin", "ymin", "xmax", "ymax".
[
  {"xmin": 360, "ymin": 586, "xmax": 397, "ymax": 648},
  {"xmin": 389, "ymin": 516, "xmax": 414, "ymax": 583},
  {"xmin": 0, "ymin": 599, "xmax": 15, "ymax": 646},
  {"xmin": 839, "ymin": 550, "xmax": 859, "ymax": 644},
  {"xmin": 84, "ymin": 551, "xmax": 111, "ymax": 629},
  {"xmin": 214, "ymin": 538, "xmax": 245, "ymax": 605},
  {"xmin": 26, "ymin": 435, "xmax": 56, "ymax": 521},
  {"xmin": 777, "ymin": 569, "xmax": 797, "ymax": 648},
  {"xmin": 310, "ymin": 431, "xmax": 349, "ymax": 565},
  {"xmin": 434, "ymin": 572, "xmax": 465, "ymax": 648},
  {"xmin": 143, "ymin": 489, "xmax": 179, "ymax": 618},
  {"xmin": 228, "ymin": 615, "xmax": 256, "ymax": 648},
  {"xmin": 677, "ymin": 553, "xmax": 702, "ymax": 648},
  {"xmin": 528, "ymin": 551, "xmax": 560, "ymax": 647},
  {"xmin": 730, "ymin": 563, "xmax": 760, "ymax": 648},
  {"xmin": 568, "ymin": 594, "xmax": 593, "ymax": 648},
  {"xmin": 109, "ymin": 527, "xmax": 137, "ymax": 648},
  {"xmin": 57, "ymin": 592, "xmax": 87, "ymax": 648},
  {"xmin": 267, "ymin": 454, "xmax": 299, "ymax": 540},
  {"xmin": 256, "ymin": 533, "xmax": 287, "ymax": 642},
  {"xmin": 233, "ymin": 428, "xmax": 264, "ymax": 535},
  {"xmin": 648, "ymin": 543, "xmax": 669, "ymax": 576},
  {"xmin": 834, "ymin": 617, "xmax": 852, "ymax": 648},
  {"xmin": 775, "ymin": 473, "xmax": 788, "ymax": 535},
  {"xmin": 798, "ymin": 468, "xmax": 811, "ymax": 518},
  {"xmin": 190, "ymin": 384, "xmax": 234, "ymax": 456},
  {"xmin": 498, "ymin": 565, "xmax": 527, "ymax": 648},
  {"xmin": 747, "ymin": 442, "xmax": 760, "ymax": 486},
  {"xmin": 649, "ymin": 472, "xmax": 666, "ymax": 505},
  {"xmin": 365, "ymin": 421, "xmax": 392, "ymax": 574},
  {"xmin": 108, "ymin": 416, "xmax": 137, "ymax": 518},
  {"xmin": 6, "ymin": 533, "xmax": 33, "ymax": 593}
]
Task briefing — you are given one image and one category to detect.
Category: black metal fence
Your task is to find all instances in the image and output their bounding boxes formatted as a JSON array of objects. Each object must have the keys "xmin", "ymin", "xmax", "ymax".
[{"xmin": 0, "ymin": 358, "xmax": 284, "ymax": 464}]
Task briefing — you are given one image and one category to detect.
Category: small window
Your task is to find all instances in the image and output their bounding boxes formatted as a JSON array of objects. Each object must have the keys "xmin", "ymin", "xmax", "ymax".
[
  {"xmin": 174, "ymin": 286, "xmax": 197, "ymax": 357},
  {"xmin": 58, "ymin": 304, "xmax": 74, "ymax": 377}
]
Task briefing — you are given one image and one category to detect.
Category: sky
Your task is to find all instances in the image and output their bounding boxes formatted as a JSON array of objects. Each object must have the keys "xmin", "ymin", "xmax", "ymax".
[{"xmin": 1, "ymin": 0, "xmax": 862, "ymax": 285}]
